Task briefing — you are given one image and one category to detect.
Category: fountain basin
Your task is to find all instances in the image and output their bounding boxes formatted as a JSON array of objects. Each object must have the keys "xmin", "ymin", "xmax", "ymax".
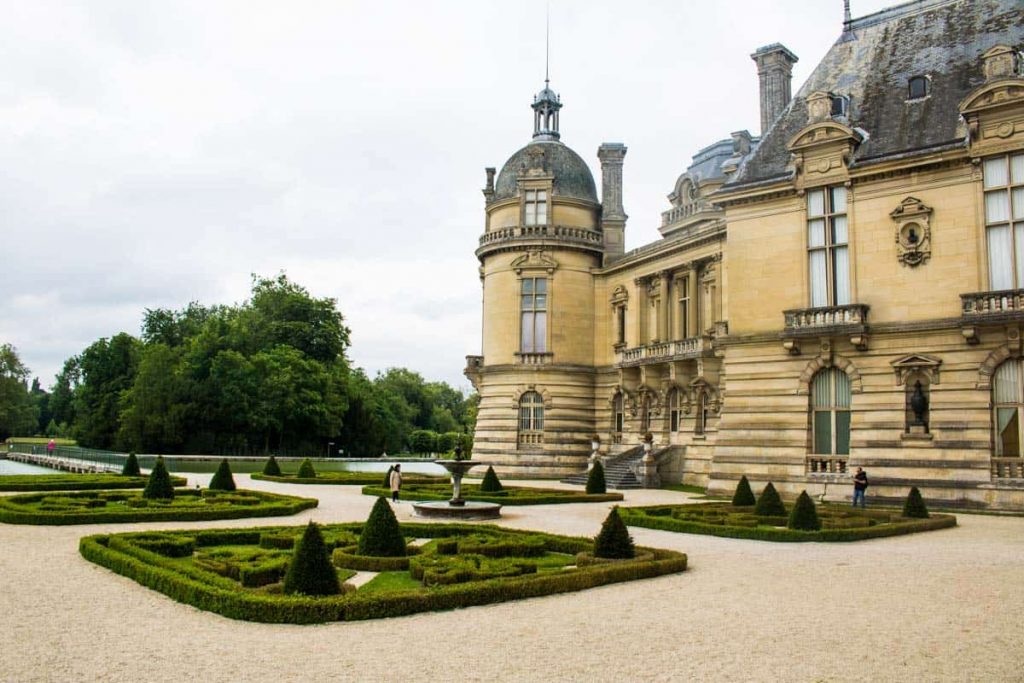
[{"xmin": 412, "ymin": 500, "xmax": 502, "ymax": 520}]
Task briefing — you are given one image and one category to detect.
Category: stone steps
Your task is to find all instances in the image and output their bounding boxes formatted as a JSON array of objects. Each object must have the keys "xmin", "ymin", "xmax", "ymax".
[{"xmin": 562, "ymin": 446, "xmax": 645, "ymax": 489}]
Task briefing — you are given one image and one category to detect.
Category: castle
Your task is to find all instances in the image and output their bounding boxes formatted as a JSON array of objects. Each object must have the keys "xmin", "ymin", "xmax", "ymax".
[{"xmin": 465, "ymin": 0, "xmax": 1024, "ymax": 510}]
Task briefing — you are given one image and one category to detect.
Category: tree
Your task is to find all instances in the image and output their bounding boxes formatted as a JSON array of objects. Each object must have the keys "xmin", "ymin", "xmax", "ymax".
[
  {"xmin": 586, "ymin": 460, "xmax": 607, "ymax": 495},
  {"xmin": 787, "ymin": 491, "xmax": 821, "ymax": 531},
  {"xmin": 357, "ymin": 497, "xmax": 406, "ymax": 557},
  {"xmin": 73, "ymin": 333, "xmax": 142, "ymax": 448},
  {"xmin": 0, "ymin": 344, "xmax": 38, "ymax": 440},
  {"xmin": 208, "ymin": 459, "xmax": 237, "ymax": 491},
  {"xmin": 117, "ymin": 344, "xmax": 190, "ymax": 453},
  {"xmin": 282, "ymin": 522, "xmax": 341, "ymax": 596},
  {"xmin": 902, "ymin": 487, "xmax": 930, "ymax": 519},
  {"xmin": 479, "ymin": 466, "xmax": 503, "ymax": 492},
  {"xmin": 408, "ymin": 429, "xmax": 438, "ymax": 454},
  {"xmin": 142, "ymin": 456, "xmax": 175, "ymax": 500},
  {"xmin": 121, "ymin": 452, "xmax": 141, "ymax": 477},
  {"xmin": 731, "ymin": 475, "xmax": 756, "ymax": 506},
  {"xmin": 754, "ymin": 482, "xmax": 786, "ymax": 517},
  {"xmin": 594, "ymin": 507, "xmax": 635, "ymax": 559}
]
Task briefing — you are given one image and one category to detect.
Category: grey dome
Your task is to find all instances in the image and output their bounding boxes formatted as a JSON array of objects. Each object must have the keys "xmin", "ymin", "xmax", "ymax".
[{"xmin": 493, "ymin": 140, "xmax": 598, "ymax": 203}]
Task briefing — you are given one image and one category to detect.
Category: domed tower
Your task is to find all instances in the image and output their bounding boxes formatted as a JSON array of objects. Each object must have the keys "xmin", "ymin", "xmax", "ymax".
[{"xmin": 465, "ymin": 79, "xmax": 627, "ymax": 477}]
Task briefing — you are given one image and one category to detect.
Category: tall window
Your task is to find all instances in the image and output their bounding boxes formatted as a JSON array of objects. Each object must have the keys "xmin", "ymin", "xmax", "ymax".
[
  {"xmin": 811, "ymin": 368, "xmax": 851, "ymax": 455},
  {"xmin": 695, "ymin": 391, "xmax": 708, "ymax": 435},
  {"xmin": 613, "ymin": 393, "xmax": 624, "ymax": 435},
  {"xmin": 518, "ymin": 391, "xmax": 544, "ymax": 446},
  {"xmin": 983, "ymin": 154, "xmax": 1024, "ymax": 290},
  {"xmin": 669, "ymin": 389, "xmax": 681, "ymax": 432},
  {"xmin": 520, "ymin": 278, "xmax": 547, "ymax": 352},
  {"xmin": 615, "ymin": 305, "xmax": 626, "ymax": 345},
  {"xmin": 993, "ymin": 360, "xmax": 1024, "ymax": 457},
  {"xmin": 807, "ymin": 186, "xmax": 849, "ymax": 307},
  {"xmin": 678, "ymin": 278, "xmax": 689, "ymax": 338},
  {"xmin": 524, "ymin": 189, "xmax": 548, "ymax": 226}
]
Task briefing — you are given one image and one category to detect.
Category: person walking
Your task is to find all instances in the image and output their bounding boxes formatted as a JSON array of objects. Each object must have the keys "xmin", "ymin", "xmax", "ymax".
[
  {"xmin": 46, "ymin": 439, "xmax": 56, "ymax": 457},
  {"xmin": 389, "ymin": 463, "xmax": 402, "ymax": 503},
  {"xmin": 852, "ymin": 467, "xmax": 868, "ymax": 508}
]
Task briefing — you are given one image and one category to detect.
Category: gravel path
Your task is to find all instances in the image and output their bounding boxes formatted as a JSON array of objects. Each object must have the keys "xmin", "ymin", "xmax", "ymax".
[{"xmin": 2, "ymin": 474, "xmax": 1022, "ymax": 682}]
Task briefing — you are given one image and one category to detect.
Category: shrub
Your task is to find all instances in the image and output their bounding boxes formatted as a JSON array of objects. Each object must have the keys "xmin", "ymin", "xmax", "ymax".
[
  {"xmin": 121, "ymin": 453, "xmax": 141, "ymax": 477},
  {"xmin": 297, "ymin": 458, "xmax": 317, "ymax": 478},
  {"xmin": 594, "ymin": 507, "xmax": 635, "ymax": 559},
  {"xmin": 282, "ymin": 522, "xmax": 340, "ymax": 596},
  {"xmin": 787, "ymin": 491, "xmax": 821, "ymax": 531},
  {"xmin": 754, "ymin": 482, "xmax": 786, "ymax": 517},
  {"xmin": 479, "ymin": 466, "xmax": 503, "ymax": 493},
  {"xmin": 382, "ymin": 465, "xmax": 394, "ymax": 488},
  {"xmin": 437, "ymin": 431, "xmax": 460, "ymax": 453},
  {"xmin": 586, "ymin": 460, "xmax": 607, "ymax": 495},
  {"xmin": 142, "ymin": 456, "xmax": 175, "ymax": 500},
  {"xmin": 902, "ymin": 487, "xmax": 930, "ymax": 519},
  {"xmin": 731, "ymin": 475, "xmax": 756, "ymax": 506},
  {"xmin": 208, "ymin": 459, "xmax": 237, "ymax": 492},
  {"xmin": 408, "ymin": 430, "xmax": 438, "ymax": 454},
  {"xmin": 262, "ymin": 456, "xmax": 282, "ymax": 477},
  {"xmin": 357, "ymin": 497, "xmax": 406, "ymax": 557}
]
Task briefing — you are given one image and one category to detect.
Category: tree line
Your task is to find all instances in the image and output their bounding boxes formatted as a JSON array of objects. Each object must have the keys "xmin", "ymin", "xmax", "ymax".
[{"xmin": 0, "ymin": 274, "xmax": 476, "ymax": 456}]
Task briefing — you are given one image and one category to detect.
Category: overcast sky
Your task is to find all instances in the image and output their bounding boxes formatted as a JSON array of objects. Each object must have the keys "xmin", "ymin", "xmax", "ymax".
[{"xmin": 2, "ymin": 0, "xmax": 895, "ymax": 392}]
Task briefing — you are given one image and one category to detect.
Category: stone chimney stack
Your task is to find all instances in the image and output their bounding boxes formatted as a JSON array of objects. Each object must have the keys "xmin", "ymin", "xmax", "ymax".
[
  {"xmin": 751, "ymin": 43, "xmax": 798, "ymax": 135},
  {"xmin": 597, "ymin": 143, "xmax": 627, "ymax": 262}
]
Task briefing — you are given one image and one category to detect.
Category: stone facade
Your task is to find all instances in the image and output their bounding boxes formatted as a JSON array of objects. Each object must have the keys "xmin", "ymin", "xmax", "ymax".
[{"xmin": 466, "ymin": 0, "xmax": 1024, "ymax": 510}]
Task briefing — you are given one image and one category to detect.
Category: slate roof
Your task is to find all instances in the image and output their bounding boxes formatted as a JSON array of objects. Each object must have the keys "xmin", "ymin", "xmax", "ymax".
[
  {"xmin": 494, "ymin": 140, "xmax": 599, "ymax": 203},
  {"xmin": 725, "ymin": 0, "xmax": 1024, "ymax": 189}
]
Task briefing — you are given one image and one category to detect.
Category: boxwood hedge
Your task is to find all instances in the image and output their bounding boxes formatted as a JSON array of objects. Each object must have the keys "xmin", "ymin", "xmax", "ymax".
[
  {"xmin": 251, "ymin": 472, "xmax": 443, "ymax": 486},
  {"xmin": 361, "ymin": 483, "xmax": 624, "ymax": 505},
  {"xmin": 0, "ymin": 473, "xmax": 187, "ymax": 492},
  {"xmin": 79, "ymin": 521, "xmax": 688, "ymax": 623}
]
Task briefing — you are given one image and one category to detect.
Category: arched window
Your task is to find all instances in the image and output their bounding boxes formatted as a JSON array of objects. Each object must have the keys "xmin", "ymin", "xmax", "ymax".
[
  {"xmin": 612, "ymin": 392, "xmax": 624, "ymax": 437},
  {"xmin": 993, "ymin": 360, "xmax": 1024, "ymax": 458},
  {"xmin": 518, "ymin": 391, "xmax": 544, "ymax": 447},
  {"xmin": 668, "ymin": 389, "xmax": 681, "ymax": 432},
  {"xmin": 811, "ymin": 368, "xmax": 851, "ymax": 456}
]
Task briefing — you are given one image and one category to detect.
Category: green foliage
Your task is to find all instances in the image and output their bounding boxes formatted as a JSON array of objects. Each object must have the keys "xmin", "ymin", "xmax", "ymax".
[
  {"xmin": 754, "ymin": 482, "xmax": 786, "ymax": 516},
  {"xmin": 208, "ymin": 459, "xmax": 237, "ymax": 492},
  {"xmin": 594, "ymin": 507, "xmax": 635, "ymax": 559},
  {"xmin": 479, "ymin": 466, "xmax": 503, "ymax": 492},
  {"xmin": 296, "ymin": 458, "xmax": 316, "ymax": 478},
  {"xmin": 283, "ymin": 522, "xmax": 341, "ymax": 596},
  {"xmin": 437, "ymin": 431, "xmax": 460, "ymax": 453},
  {"xmin": 408, "ymin": 429, "xmax": 438, "ymax": 454},
  {"xmin": 252, "ymin": 471, "xmax": 442, "ymax": 486},
  {"xmin": 0, "ymin": 473, "xmax": 185, "ymax": 492},
  {"xmin": 121, "ymin": 452, "xmax": 141, "ymax": 477},
  {"xmin": 787, "ymin": 491, "xmax": 822, "ymax": 531},
  {"xmin": 586, "ymin": 460, "xmax": 607, "ymax": 495},
  {"xmin": 731, "ymin": 475, "xmax": 756, "ymax": 506},
  {"xmin": 358, "ymin": 497, "xmax": 406, "ymax": 557},
  {"xmin": 902, "ymin": 487, "xmax": 930, "ymax": 519},
  {"xmin": 142, "ymin": 456, "xmax": 175, "ymax": 500},
  {"xmin": 262, "ymin": 456, "xmax": 282, "ymax": 476},
  {"xmin": 0, "ymin": 343, "xmax": 39, "ymax": 441},
  {"xmin": 361, "ymin": 483, "xmax": 622, "ymax": 505}
]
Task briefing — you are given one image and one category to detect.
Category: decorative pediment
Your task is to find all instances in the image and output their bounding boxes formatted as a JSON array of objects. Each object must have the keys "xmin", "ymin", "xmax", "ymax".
[
  {"xmin": 687, "ymin": 376, "xmax": 721, "ymax": 413},
  {"xmin": 891, "ymin": 355, "xmax": 942, "ymax": 386},
  {"xmin": 787, "ymin": 120, "xmax": 863, "ymax": 154},
  {"xmin": 959, "ymin": 79, "xmax": 1024, "ymax": 117},
  {"xmin": 511, "ymin": 250, "xmax": 558, "ymax": 274},
  {"xmin": 981, "ymin": 45, "xmax": 1020, "ymax": 82},
  {"xmin": 610, "ymin": 284, "xmax": 629, "ymax": 304}
]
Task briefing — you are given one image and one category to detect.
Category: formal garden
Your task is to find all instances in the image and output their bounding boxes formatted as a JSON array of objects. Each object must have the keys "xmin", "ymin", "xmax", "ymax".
[
  {"xmin": 0, "ymin": 457, "xmax": 317, "ymax": 525},
  {"xmin": 619, "ymin": 477, "xmax": 956, "ymax": 542},
  {"xmin": 79, "ymin": 500, "xmax": 686, "ymax": 623},
  {"xmin": 0, "ymin": 473, "xmax": 187, "ymax": 492},
  {"xmin": 249, "ymin": 457, "xmax": 444, "ymax": 486}
]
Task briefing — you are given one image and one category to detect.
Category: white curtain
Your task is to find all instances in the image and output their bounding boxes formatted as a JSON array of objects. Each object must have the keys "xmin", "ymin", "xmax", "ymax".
[
  {"xmin": 833, "ymin": 246, "xmax": 850, "ymax": 305},
  {"xmin": 809, "ymin": 250, "xmax": 828, "ymax": 307},
  {"xmin": 985, "ymin": 157, "xmax": 1008, "ymax": 188},
  {"xmin": 534, "ymin": 312, "xmax": 547, "ymax": 352},
  {"xmin": 831, "ymin": 186, "xmax": 847, "ymax": 213},
  {"xmin": 988, "ymin": 225, "xmax": 1014, "ymax": 290},
  {"xmin": 986, "ymin": 190, "xmax": 1010, "ymax": 223},
  {"xmin": 521, "ymin": 313, "xmax": 534, "ymax": 352},
  {"xmin": 807, "ymin": 189, "xmax": 825, "ymax": 217},
  {"xmin": 1010, "ymin": 154, "xmax": 1024, "ymax": 184},
  {"xmin": 994, "ymin": 361, "xmax": 1020, "ymax": 404}
]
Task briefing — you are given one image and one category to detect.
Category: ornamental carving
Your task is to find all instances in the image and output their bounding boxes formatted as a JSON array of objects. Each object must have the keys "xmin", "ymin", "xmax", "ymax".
[
  {"xmin": 610, "ymin": 284, "xmax": 629, "ymax": 305},
  {"xmin": 982, "ymin": 45, "xmax": 1020, "ymax": 82},
  {"xmin": 890, "ymin": 197, "xmax": 933, "ymax": 267},
  {"xmin": 511, "ymin": 250, "xmax": 558, "ymax": 274},
  {"xmin": 890, "ymin": 354, "xmax": 942, "ymax": 386}
]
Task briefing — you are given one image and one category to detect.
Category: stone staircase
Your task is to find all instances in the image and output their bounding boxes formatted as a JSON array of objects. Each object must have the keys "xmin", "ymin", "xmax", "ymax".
[{"xmin": 562, "ymin": 445, "xmax": 645, "ymax": 489}]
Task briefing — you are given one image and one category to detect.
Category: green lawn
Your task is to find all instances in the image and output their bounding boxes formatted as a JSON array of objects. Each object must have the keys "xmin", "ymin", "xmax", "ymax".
[{"xmin": 361, "ymin": 483, "xmax": 624, "ymax": 505}]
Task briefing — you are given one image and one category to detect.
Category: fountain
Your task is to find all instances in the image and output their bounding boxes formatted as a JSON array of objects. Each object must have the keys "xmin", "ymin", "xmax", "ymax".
[{"xmin": 411, "ymin": 447, "xmax": 502, "ymax": 520}]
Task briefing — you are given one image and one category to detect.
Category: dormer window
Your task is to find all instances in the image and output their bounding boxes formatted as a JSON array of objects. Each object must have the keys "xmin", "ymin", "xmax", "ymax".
[
  {"xmin": 830, "ymin": 94, "xmax": 850, "ymax": 118},
  {"xmin": 908, "ymin": 76, "xmax": 929, "ymax": 100},
  {"xmin": 524, "ymin": 189, "xmax": 548, "ymax": 226}
]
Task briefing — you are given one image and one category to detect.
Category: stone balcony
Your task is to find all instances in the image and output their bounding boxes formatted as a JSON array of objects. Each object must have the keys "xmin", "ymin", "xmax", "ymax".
[
  {"xmin": 515, "ymin": 352, "xmax": 553, "ymax": 366},
  {"xmin": 781, "ymin": 303, "xmax": 869, "ymax": 352},
  {"xmin": 615, "ymin": 337, "xmax": 709, "ymax": 368},
  {"xmin": 961, "ymin": 289, "xmax": 1024, "ymax": 343},
  {"xmin": 475, "ymin": 224, "xmax": 604, "ymax": 258}
]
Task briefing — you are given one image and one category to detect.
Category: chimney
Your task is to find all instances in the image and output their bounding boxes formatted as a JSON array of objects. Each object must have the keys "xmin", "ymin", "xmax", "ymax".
[
  {"xmin": 597, "ymin": 143, "xmax": 627, "ymax": 262},
  {"xmin": 482, "ymin": 167, "xmax": 495, "ymax": 203},
  {"xmin": 751, "ymin": 44, "xmax": 798, "ymax": 135}
]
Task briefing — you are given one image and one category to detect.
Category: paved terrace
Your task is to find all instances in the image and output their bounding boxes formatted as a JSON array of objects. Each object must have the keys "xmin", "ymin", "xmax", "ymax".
[{"xmin": 2, "ymin": 474, "xmax": 1022, "ymax": 682}]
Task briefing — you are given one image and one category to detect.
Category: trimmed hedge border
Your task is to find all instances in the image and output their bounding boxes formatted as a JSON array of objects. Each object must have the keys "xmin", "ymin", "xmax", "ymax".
[
  {"xmin": 0, "ymin": 489, "xmax": 318, "ymax": 525},
  {"xmin": 79, "ymin": 522, "xmax": 688, "ymax": 623},
  {"xmin": 251, "ymin": 472, "xmax": 443, "ymax": 486},
  {"xmin": 0, "ymin": 474, "xmax": 187, "ymax": 492},
  {"xmin": 619, "ymin": 504, "xmax": 957, "ymax": 542},
  {"xmin": 360, "ymin": 484, "xmax": 624, "ymax": 506}
]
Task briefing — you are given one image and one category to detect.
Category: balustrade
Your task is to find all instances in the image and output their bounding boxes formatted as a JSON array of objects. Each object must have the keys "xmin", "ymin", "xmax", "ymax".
[
  {"xmin": 517, "ymin": 352, "xmax": 552, "ymax": 366},
  {"xmin": 992, "ymin": 457, "xmax": 1024, "ymax": 480},
  {"xmin": 783, "ymin": 304, "xmax": 869, "ymax": 333},
  {"xmin": 616, "ymin": 337, "xmax": 706, "ymax": 367},
  {"xmin": 960, "ymin": 289, "xmax": 1024, "ymax": 319},
  {"xmin": 478, "ymin": 224, "xmax": 603, "ymax": 248},
  {"xmin": 806, "ymin": 456, "xmax": 848, "ymax": 475}
]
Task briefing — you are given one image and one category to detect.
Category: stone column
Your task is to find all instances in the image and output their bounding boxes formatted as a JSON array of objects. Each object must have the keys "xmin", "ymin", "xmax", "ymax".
[
  {"xmin": 634, "ymin": 277, "xmax": 647, "ymax": 344},
  {"xmin": 687, "ymin": 266, "xmax": 699, "ymax": 337},
  {"xmin": 659, "ymin": 271, "xmax": 671, "ymax": 343}
]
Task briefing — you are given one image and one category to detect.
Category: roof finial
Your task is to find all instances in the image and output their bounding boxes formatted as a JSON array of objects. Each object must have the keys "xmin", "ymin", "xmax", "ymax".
[
  {"xmin": 843, "ymin": 0, "xmax": 852, "ymax": 27},
  {"xmin": 545, "ymin": 1, "xmax": 550, "ymax": 87}
]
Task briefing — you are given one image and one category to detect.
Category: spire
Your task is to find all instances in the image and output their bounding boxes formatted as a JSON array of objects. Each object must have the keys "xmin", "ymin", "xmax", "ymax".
[
  {"xmin": 843, "ymin": 0, "xmax": 852, "ymax": 28},
  {"xmin": 533, "ymin": 4, "xmax": 561, "ymax": 141}
]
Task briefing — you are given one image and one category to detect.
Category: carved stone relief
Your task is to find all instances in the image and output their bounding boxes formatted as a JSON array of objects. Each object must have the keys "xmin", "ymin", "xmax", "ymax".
[{"xmin": 890, "ymin": 197, "xmax": 933, "ymax": 267}]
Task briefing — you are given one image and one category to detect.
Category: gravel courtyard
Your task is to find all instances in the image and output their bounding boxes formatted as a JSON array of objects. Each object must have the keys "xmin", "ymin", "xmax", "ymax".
[{"xmin": 2, "ymin": 474, "xmax": 1022, "ymax": 682}]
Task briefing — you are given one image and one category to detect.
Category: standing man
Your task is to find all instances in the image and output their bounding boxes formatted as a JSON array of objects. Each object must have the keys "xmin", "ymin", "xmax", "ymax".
[
  {"xmin": 852, "ymin": 467, "xmax": 868, "ymax": 508},
  {"xmin": 389, "ymin": 463, "xmax": 402, "ymax": 503}
]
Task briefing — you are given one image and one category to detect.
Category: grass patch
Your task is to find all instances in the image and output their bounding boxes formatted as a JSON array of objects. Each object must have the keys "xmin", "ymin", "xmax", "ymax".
[
  {"xmin": 80, "ymin": 522, "xmax": 687, "ymax": 623},
  {"xmin": 0, "ymin": 488, "xmax": 317, "ymax": 525},
  {"xmin": 0, "ymin": 473, "xmax": 187, "ymax": 492},
  {"xmin": 361, "ymin": 483, "xmax": 624, "ymax": 505},
  {"xmin": 5, "ymin": 438, "xmax": 77, "ymax": 446},
  {"xmin": 251, "ymin": 471, "xmax": 444, "ymax": 486},
  {"xmin": 619, "ymin": 501, "xmax": 957, "ymax": 542},
  {"xmin": 659, "ymin": 483, "xmax": 707, "ymax": 495}
]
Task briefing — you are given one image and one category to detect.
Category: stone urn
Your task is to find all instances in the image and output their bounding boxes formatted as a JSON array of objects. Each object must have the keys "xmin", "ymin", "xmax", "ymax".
[{"xmin": 434, "ymin": 458, "xmax": 481, "ymax": 507}]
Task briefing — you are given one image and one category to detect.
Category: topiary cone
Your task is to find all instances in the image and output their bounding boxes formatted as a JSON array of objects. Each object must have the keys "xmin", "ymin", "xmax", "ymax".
[
  {"xmin": 142, "ymin": 456, "xmax": 175, "ymax": 500},
  {"xmin": 121, "ymin": 452, "xmax": 141, "ymax": 477},
  {"xmin": 586, "ymin": 460, "xmax": 607, "ymax": 495},
  {"xmin": 731, "ymin": 475, "xmax": 756, "ymax": 506},
  {"xmin": 787, "ymin": 490, "xmax": 821, "ymax": 531},
  {"xmin": 594, "ymin": 507, "xmax": 635, "ymax": 559},
  {"xmin": 282, "ymin": 522, "xmax": 341, "ymax": 596},
  {"xmin": 754, "ymin": 481, "xmax": 787, "ymax": 517},
  {"xmin": 297, "ymin": 458, "xmax": 317, "ymax": 478},
  {"xmin": 479, "ymin": 465, "xmax": 503, "ymax": 492},
  {"xmin": 382, "ymin": 465, "xmax": 394, "ymax": 488},
  {"xmin": 902, "ymin": 486, "xmax": 930, "ymax": 519},
  {"xmin": 262, "ymin": 456, "xmax": 282, "ymax": 476},
  {"xmin": 208, "ymin": 458, "xmax": 237, "ymax": 491},
  {"xmin": 358, "ymin": 497, "xmax": 406, "ymax": 557}
]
